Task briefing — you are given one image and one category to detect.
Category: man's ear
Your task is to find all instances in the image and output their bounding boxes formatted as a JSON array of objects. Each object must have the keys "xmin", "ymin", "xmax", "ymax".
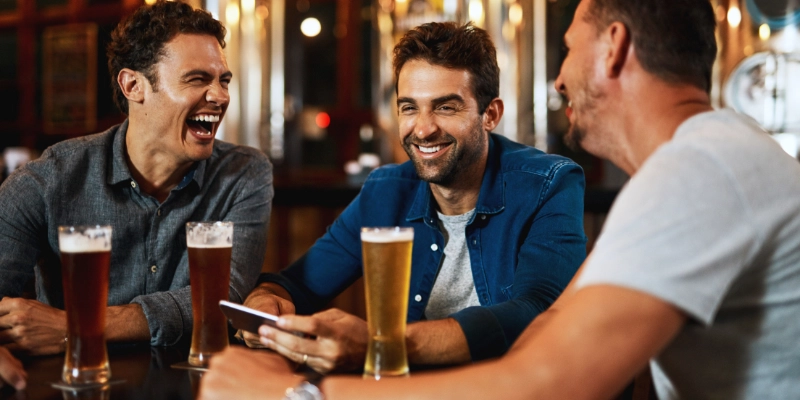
[
  {"xmin": 604, "ymin": 21, "xmax": 631, "ymax": 78},
  {"xmin": 117, "ymin": 68, "xmax": 145, "ymax": 104},
  {"xmin": 482, "ymin": 98, "xmax": 504, "ymax": 132}
]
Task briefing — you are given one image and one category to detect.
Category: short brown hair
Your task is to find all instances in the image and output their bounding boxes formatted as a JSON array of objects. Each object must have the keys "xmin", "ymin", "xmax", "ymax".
[
  {"xmin": 584, "ymin": 0, "xmax": 717, "ymax": 92},
  {"xmin": 106, "ymin": 0, "xmax": 226, "ymax": 114},
  {"xmin": 393, "ymin": 22, "xmax": 499, "ymax": 114}
]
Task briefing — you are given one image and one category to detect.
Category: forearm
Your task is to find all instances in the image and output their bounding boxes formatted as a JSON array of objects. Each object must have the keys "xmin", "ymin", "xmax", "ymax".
[
  {"xmin": 105, "ymin": 304, "xmax": 150, "ymax": 342},
  {"xmin": 406, "ymin": 318, "xmax": 470, "ymax": 365},
  {"xmin": 322, "ymin": 357, "xmax": 523, "ymax": 400}
]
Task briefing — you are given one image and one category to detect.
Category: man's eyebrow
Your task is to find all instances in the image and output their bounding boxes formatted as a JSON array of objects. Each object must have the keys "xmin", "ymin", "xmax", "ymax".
[
  {"xmin": 431, "ymin": 94, "xmax": 465, "ymax": 105},
  {"xmin": 397, "ymin": 96, "xmax": 416, "ymax": 106},
  {"xmin": 181, "ymin": 70, "xmax": 234, "ymax": 80}
]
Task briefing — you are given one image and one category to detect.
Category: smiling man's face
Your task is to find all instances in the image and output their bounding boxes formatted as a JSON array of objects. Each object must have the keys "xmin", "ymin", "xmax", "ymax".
[
  {"xmin": 554, "ymin": 0, "xmax": 609, "ymax": 153},
  {"xmin": 396, "ymin": 59, "xmax": 488, "ymax": 186},
  {"xmin": 141, "ymin": 33, "xmax": 232, "ymax": 163}
]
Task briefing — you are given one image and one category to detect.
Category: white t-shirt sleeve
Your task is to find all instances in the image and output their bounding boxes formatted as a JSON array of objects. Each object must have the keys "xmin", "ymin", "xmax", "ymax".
[{"xmin": 577, "ymin": 143, "xmax": 760, "ymax": 325}]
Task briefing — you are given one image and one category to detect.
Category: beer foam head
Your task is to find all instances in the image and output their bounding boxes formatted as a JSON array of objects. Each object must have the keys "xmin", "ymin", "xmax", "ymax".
[
  {"xmin": 186, "ymin": 221, "xmax": 233, "ymax": 248},
  {"xmin": 360, "ymin": 227, "xmax": 414, "ymax": 243},
  {"xmin": 58, "ymin": 226, "xmax": 112, "ymax": 252}
]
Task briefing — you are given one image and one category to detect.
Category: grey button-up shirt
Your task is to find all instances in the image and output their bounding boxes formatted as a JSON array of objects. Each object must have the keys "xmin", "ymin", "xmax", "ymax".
[{"xmin": 0, "ymin": 120, "xmax": 273, "ymax": 346}]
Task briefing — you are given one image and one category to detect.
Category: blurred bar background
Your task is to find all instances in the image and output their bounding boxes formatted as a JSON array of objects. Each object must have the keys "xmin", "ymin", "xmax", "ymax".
[{"xmin": 0, "ymin": 0, "xmax": 798, "ymax": 317}]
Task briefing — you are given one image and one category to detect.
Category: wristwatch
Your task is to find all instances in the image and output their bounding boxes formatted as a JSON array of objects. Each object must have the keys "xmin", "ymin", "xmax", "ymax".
[{"xmin": 283, "ymin": 377, "xmax": 325, "ymax": 400}]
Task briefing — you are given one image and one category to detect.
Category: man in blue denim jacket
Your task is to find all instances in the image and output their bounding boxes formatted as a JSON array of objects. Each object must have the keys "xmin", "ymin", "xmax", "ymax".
[{"xmin": 242, "ymin": 22, "xmax": 586, "ymax": 373}]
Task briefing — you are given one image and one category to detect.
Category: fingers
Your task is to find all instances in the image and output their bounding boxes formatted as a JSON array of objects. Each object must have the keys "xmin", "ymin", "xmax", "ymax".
[
  {"xmin": 276, "ymin": 314, "xmax": 336, "ymax": 338},
  {"xmin": 241, "ymin": 330, "xmax": 268, "ymax": 349},
  {"xmin": 0, "ymin": 347, "xmax": 26, "ymax": 391},
  {"xmin": 259, "ymin": 333, "xmax": 335, "ymax": 374}
]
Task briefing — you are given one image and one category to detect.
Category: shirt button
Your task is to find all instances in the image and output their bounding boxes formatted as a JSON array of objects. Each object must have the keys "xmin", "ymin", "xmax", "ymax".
[
  {"xmin": 430, "ymin": 243, "xmax": 438, "ymax": 251},
  {"xmin": 150, "ymin": 265, "xmax": 157, "ymax": 273},
  {"xmin": 130, "ymin": 181, "xmax": 137, "ymax": 188},
  {"xmin": 481, "ymin": 215, "xmax": 486, "ymax": 220},
  {"xmin": 472, "ymin": 239, "xmax": 477, "ymax": 245},
  {"xmin": 414, "ymin": 294, "xmax": 422, "ymax": 302},
  {"xmin": 157, "ymin": 209, "xmax": 161, "ymax": 216}
]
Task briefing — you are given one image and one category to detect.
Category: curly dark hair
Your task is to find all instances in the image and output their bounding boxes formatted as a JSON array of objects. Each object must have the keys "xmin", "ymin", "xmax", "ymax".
[
  {"xmin": 106, "ymin": 0, "xmax": 227, "ymax": 114},
  {"xmin": 393, "ymin": 22, "xmax": 499, "ymax": 114},
  {"xmin": 584, "ymin": 0, "xmax": 717, "ymax": 92}
]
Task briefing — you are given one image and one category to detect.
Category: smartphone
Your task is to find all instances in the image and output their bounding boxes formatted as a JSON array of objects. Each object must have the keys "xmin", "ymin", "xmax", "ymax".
[{"xmin": 219, "ymin": 300, "xmax": 298, "ymax": 335}]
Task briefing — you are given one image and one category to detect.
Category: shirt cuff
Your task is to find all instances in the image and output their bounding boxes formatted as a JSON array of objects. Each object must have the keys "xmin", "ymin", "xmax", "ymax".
[
  {"xmin": 450, "ymin": 306, "xmax": 509, "ymax": 361},
  {"xmin": 131, "ymin": 288, "xmax": 192, "ymax": 346}
]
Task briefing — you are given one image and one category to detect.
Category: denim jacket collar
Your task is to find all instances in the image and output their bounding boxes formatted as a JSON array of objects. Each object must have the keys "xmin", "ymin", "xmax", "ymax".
[
  {"xmin": 107, "ymin": 119, "xmax": 206, "ymax": 189},
  {"xmin": 406, "ymin": 133, "xmax": 506, "ymax": 223}
]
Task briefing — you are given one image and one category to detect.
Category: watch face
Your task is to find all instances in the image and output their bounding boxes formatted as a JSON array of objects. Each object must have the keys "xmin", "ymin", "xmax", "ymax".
[{"xmin": 723, "ymin": 52, "xmax": 800, "ymax": 133}]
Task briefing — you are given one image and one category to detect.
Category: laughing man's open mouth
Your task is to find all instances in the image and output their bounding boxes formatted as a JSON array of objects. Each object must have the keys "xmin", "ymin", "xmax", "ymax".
[{"xmin": 186, "ymin": 114, "xmax": 219, "ymax": 136}]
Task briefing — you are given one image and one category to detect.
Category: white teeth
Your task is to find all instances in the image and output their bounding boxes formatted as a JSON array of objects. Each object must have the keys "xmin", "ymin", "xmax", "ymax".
[
  {"xmin": 189, "ymin": 114, "xmax": 220, "ymax": 123},
  {"xmin": 418, "ymin": 145, "xmax": 442, "ymax": 154}
]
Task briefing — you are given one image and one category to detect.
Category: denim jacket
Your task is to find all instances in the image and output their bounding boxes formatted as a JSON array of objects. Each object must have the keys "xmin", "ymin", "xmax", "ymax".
[{"xmin": 260, "ymin": 134, "xmax": 586, "ymax": 360}]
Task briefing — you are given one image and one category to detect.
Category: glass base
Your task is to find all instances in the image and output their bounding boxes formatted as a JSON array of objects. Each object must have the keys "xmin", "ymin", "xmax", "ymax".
[
  {"xmin": 188, "ymin": 352, "xmax": 214, "ymax": 368},
  {"xmin": 362, "ymin": 369, "xmax": 409, "ymax": 380},
  {"xmin": 62, "ymin": 365, "xmax": 111, "ymax": 386}
]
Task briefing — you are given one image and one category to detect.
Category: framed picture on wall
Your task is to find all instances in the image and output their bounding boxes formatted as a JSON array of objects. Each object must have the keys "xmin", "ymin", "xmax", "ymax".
[{"xmin": 42, "ymin": 23, "xmax": 97, "ymax": 134}]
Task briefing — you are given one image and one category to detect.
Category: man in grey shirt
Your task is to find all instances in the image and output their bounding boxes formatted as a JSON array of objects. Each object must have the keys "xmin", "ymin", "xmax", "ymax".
[{"xmin": 0, "ymin": 0, "xmax": 272, "ymax": 355}]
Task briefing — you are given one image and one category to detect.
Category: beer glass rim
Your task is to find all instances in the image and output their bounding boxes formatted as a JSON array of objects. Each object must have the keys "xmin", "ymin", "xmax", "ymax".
[
  {"xmin": 186, "ymin": 221, "xmax": 234, "ymax": 227},
  {"xmin": 360, "ymin": 226, "xmax": 413, "ymax": 232},
  {"xmin": 58, "ymin": 225, "xmax": 112, "ymax": 233}
]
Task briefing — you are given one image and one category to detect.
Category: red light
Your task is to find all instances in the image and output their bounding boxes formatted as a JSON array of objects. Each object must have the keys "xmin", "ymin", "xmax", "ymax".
[{"xmin": 315, "ymin": 112, "xmax": 331, "ymax": 128}]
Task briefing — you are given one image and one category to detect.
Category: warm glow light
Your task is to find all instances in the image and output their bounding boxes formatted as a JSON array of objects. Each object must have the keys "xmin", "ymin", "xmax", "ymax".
[
  {"xmin": 315, "ymin": 112, "xmax": 331, "ymax": 129},
  {"xmin": 300, "ymin": 17, "xmax": 322, "ymax": 37},
  {"xmin": 255, "ymin": 5, "xmax": 269, "ymax": 20},
  {"xmin": 469, "ymin": 0, "xmax": 484, "ymax": 23},
  {"xmin": 727, "ymin": 6, "xmax": 741, "ymax": 28},
  {"xmin": 226, "ymin": 3, "xmax": 240, "ymax": 25},
  {"xmin": 509, "ymin": 3, "xmax": 523, "ymax": 26},
  {"xmin": 145, "ymin": 0, "xmax": 157, "ymax": 4},
  {"xmin": 242, "ymin": 0, "xmax": 255, "ymax": 13},
  {"xmin": 759, "ymin": 23, "xmax": 771, "ymax": 40}
]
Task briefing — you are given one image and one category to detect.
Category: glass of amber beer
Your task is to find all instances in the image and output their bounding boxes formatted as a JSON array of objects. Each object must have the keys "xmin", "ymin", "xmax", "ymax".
[
  {"xmin": 186, "ymin": 221, "xmax": 233, "ymax": 367},
  {"xmin": 361, "ymin": 226, "xmax": 414, "ymax": 379},
  {"xmin": 58, "ymin": 225, "xmax": 112, "ymax": 385}
]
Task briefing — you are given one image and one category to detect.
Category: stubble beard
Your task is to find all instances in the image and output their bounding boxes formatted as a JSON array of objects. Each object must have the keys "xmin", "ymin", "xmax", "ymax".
[
  {"xmin": 403, "ymin": 120, "xmax": 486, "ymax": 186},
  {"xmin": 563, "ymin": 82, "xmax": 604, "ymax": 153}
]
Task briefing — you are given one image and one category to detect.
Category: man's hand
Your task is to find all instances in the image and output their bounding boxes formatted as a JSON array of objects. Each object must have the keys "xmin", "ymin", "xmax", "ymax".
[
  {"xmin": 0, "ymin": 297, "xmax": 66, "ymax": 355},
  {"xmin": 0, "ymin": 347, "xmax": 26, "ymax": 391},
  {"xmin": 241, "ymin": 283, "xmax": 296, "ymax": 348},
  {"xmin": 260, "ymin": 308, "xmax": 368, "ymax": 374},
  {"xmin": 199, "ymin": 346, "xmax": 300, "ymax": 400}
]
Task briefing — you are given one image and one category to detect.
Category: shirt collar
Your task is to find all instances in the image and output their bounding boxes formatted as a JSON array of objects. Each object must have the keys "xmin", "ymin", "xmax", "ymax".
[
  {"xmin": 107, "ymin": 119, "xmax": 206, "ymax": 190},
  {"xmin": 406, "ymin": 133, "xmax": 505, "ymax": 222}
]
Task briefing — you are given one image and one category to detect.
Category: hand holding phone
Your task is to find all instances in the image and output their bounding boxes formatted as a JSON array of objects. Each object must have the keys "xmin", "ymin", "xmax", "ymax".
[{"xmin": 219, "ymin": 300, "xmax": 302, "ymax": 336}]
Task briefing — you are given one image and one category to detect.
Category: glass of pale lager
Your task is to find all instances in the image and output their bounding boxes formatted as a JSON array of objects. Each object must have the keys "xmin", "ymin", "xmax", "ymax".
[
  {"xmin": 186, "ymin": 221, "xmax": 233, "ymax": 367},
  {"xmin": 360, "ymin": 226, "xmax": 414, "ymax": 379},
  {"xmin": 58, "ymin": 225, "xmax": 112, "ymax": 385}
]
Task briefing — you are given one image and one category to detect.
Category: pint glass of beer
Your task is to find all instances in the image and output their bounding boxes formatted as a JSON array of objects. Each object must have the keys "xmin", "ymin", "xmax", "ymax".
[
  {"xmin": 58, "ymin": 225, "xmax": 112, "ymax": 385},
  {"xmin": 361, "ymin": 226, "xmax": 414, "ymax": 379},
  {"xmin": 186, "ymin": 221, "xmax": 233, "ymax": 367}
]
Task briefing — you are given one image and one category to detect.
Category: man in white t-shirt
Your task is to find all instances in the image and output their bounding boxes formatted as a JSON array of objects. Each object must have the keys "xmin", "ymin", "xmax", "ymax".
[{"xmin": 198, "ymin": 0, "xmax": 800, "ymax": 398}]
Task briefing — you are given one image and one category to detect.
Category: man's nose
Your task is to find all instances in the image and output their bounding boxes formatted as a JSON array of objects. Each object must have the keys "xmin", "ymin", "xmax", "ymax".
[
  {"xmin": 554, "ymin": 73, "xmax": 566, "ymax": 94},
  {"xmin": 414, "ymin": 112, "xmax": 438, "ymax": 140},
  {"xmin": 207, "ymin": 82, "xmax": 229, "ymax": 106}
]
